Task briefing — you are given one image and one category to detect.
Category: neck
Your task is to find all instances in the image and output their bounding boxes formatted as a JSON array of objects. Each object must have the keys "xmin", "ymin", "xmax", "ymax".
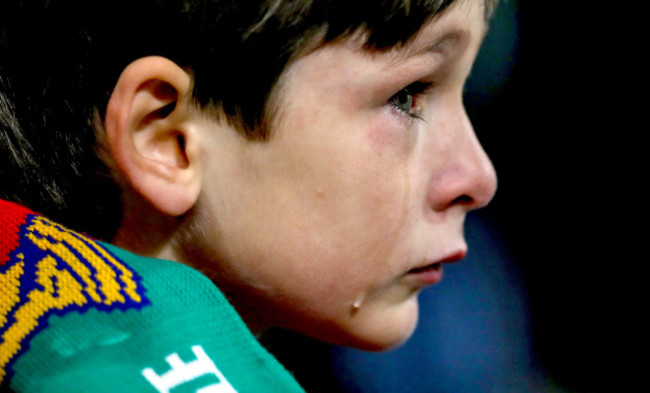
[{"xmin": 111, "ymin": 197, "xmax": 181, "ymax": 261}]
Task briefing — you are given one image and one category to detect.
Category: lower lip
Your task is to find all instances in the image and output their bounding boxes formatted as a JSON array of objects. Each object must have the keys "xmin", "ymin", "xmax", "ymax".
[{"xmin": 406, "ymin": 263, "xmax": 443, "ymax": 285}]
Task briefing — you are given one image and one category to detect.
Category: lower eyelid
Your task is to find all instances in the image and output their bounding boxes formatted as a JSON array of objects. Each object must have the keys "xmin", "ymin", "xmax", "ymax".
[{"xmin": 386, "ymin": 101, "xmax": 423, "ymax": 125}]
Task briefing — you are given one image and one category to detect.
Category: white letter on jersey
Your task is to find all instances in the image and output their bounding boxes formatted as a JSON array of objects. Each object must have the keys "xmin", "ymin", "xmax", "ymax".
[{"xmin": 142, "ymin": 345, "xmax": 237, "ymax": 393}]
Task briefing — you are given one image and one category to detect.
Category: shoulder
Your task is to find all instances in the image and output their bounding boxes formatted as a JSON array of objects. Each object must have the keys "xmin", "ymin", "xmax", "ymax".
[{"xmin": 1, "ymin": 199, "xmax": 303, "ymax": 393}]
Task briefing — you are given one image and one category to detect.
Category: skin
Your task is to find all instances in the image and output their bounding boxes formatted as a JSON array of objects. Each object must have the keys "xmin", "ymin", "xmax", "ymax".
[{"xmin": 126, "ymin": 0, "xmax": 497, "ymax": 350}]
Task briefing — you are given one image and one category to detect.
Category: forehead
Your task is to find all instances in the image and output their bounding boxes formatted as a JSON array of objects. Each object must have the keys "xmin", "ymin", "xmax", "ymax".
[
  {"xmin": 380, "ymin": 0, "xmax": 487, "ymax": 64},
  {"xmin": 294, "ymin": 0, "xmax": 485, "ymax": 55},
  {"xmin": 302, "ymin": 0, "xmax": 487, "ymax": 67},
  {"xmin": 268, "ymin": 0, "xmax": 486, "ymax": 113}
]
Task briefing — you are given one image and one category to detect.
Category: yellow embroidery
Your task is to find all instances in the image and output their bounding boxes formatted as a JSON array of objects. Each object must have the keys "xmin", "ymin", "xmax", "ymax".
[
  {"xmin": 0, "ymin": 256, "xmax": 86, "ymax": 379},
  {"xmin": 0, "ymin": 261, "xmax": 23, "ymax": 327},
  {"xmin": 0, "ymin": 215, "xmax": 146, "ymax": 383},
  {"xmin": 85, "ymin": 234, "xmax": 142, "ymax": 303},
  {"xmin": 26, "ymin": 217, "xmax": 127, "ymax": 304}
]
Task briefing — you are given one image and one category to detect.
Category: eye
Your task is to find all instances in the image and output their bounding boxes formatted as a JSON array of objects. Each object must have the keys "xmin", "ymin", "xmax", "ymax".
[
  {"xmin": 389, "ymin": 81, "xmax": 432, "ymax": 120},
  {"xmin": 391, "ymin": 90, "xmax": 414, "ymax": 114}
]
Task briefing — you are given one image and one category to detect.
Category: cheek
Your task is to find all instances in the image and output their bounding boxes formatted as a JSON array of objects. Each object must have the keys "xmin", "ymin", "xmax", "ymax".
[
  {"xmin": 293, "ymin": 123, "xmax": 421, "ymax": 303},
  {"xmin": 289, "ymin": 109, "xmax": 422, "ymax": 279},
  {"xmin": 246, "ymin": 135, "xmax": 417, "ymax": 309},
  {"xmin": 333, "ymin": 120, "xmax": 418, "ymax": 255},
  {"xmin": 362, "ymin": 111, "xmax": 421, "ymax": 238},
  {"xmin": 188, "ymin": 97, "xmax": 425, "ymax": 346},
  {"xmin": 367, "ymin": 107, "xmax": 418, "ymax": 152}
]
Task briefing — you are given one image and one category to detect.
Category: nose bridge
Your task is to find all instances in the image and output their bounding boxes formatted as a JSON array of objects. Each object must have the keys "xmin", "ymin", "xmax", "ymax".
[{"xmin": 428, "ymin": 105, "xmax": 497, "ymax": 212}]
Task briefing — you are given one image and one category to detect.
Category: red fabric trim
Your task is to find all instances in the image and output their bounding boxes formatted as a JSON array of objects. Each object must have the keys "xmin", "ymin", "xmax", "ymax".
[{"xmin": 0, "ymin": 200, "xmax": 33, "ymax": 266}]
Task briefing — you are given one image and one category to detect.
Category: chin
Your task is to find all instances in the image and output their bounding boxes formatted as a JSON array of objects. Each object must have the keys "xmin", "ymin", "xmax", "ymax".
[
  {"xmin": 318, "ymin": 299, "xmax": 421, "ymax": 352},
  {"xmin": 351, "ymin": 319, "xmax": 418, "ymax": 352}
]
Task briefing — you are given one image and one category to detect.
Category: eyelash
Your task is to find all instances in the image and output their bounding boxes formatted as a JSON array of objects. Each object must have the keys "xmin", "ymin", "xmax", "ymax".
[{"xmin": 389, "ymin": 81, "xmax": 433, "ymax": 121}]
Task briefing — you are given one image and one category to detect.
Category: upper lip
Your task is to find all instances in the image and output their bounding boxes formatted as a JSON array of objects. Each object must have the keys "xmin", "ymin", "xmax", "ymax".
[
  {"xmin": 437, "ymin": 250, "xmax": 467, "ymax": 264},
  {"xmin": 408, "ymin": 249, "xmax": 467, "ymax": 274}
]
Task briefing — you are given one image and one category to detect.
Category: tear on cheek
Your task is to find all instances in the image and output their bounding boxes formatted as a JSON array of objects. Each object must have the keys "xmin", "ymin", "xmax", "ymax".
[{"xmin": 350, "ymin": 292, "xmax": 366, "ymax": 315}]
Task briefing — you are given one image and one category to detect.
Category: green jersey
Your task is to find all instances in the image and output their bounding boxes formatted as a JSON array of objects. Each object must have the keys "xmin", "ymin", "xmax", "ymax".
[{"xmin": 1, "ymin": 199, "xmax": 304, "ymax": 393}]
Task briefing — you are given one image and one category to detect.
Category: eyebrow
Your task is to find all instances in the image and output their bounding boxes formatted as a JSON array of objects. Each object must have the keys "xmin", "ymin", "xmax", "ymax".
[
  {"xmin": 423, "ymin": 30, "xmax": 468, "ymax": 56},
  {"xmin": 394, "ymin": 28, "xmax": 470, "ymax": 64}
]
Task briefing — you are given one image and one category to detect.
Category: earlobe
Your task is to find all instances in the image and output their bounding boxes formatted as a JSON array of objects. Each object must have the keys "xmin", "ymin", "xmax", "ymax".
[{"xmin": 105, "ymin": 56, "xmax": 201, "ymax": 217}]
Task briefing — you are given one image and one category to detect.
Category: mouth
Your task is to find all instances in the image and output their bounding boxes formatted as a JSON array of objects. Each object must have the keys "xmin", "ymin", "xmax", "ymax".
[{"xmin": 406, "ymin": 250, "xmax": 466, "ymax": 286}]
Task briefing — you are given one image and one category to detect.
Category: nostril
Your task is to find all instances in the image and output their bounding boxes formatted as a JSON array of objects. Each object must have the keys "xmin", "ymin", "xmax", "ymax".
[{"xmin": 451, "ymin": 194, "xmax": 473, "ymax": 206}]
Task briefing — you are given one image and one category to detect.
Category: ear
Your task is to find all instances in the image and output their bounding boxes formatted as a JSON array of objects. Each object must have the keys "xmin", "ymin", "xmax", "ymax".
[{"xmin": 105, "ymin": 56, "xmax": 200, "ymax": 217}]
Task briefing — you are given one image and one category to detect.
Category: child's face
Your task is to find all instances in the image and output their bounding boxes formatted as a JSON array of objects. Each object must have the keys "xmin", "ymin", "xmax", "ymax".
[{"xmin": 188, "ymin": 0, "xmax": 496, "ymax": 349}]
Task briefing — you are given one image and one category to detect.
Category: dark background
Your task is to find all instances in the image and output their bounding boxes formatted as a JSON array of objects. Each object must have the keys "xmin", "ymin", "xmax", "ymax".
[
  {"xmin": 467, "ymin": 1, "xmax": 629, "ymax": 391},
  {"xmin": 264, "ymin": 2, "xmax": 635, "ymax": 392}
]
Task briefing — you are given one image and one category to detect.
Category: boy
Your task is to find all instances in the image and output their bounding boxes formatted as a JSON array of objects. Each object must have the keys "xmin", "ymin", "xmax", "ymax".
[{"xmin": 1, "ymin": 0, "xmax": 498, "ymax": 391}]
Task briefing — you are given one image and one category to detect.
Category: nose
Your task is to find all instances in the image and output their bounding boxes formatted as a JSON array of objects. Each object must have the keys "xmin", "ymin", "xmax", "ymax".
[{"xmin": 426, "ymin": 108, "xmax": 497, "ymax": 213}]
